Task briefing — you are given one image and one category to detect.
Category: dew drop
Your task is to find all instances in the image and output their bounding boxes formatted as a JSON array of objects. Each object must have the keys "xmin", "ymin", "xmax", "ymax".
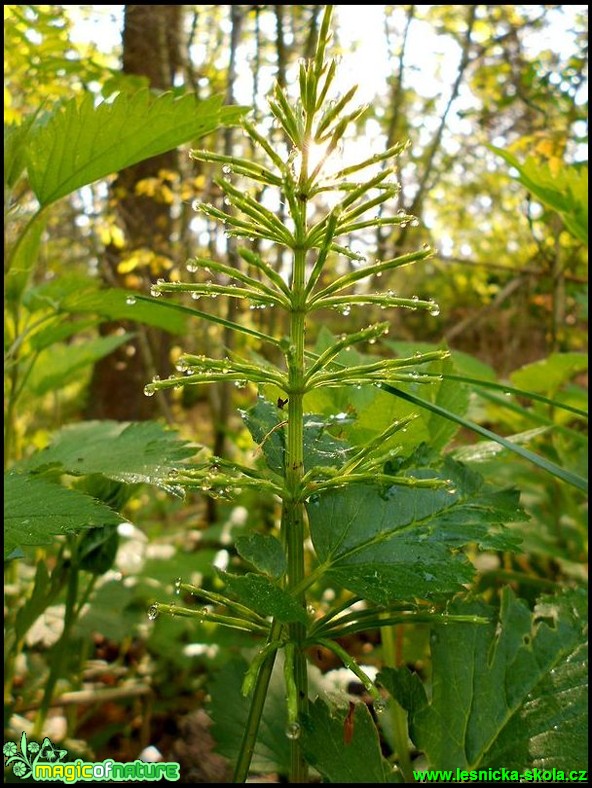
[
  {"xmin": 126, "ymin": 295, "xmax": 137, "ymax": 305},
  {"xmin": 186, "ymin": 260, "xmax": 199, "ymax": 273},
  {"xmin": 428, "ymin": 301, "xmax": 440, "ymax": 317},
  {"xmin": 411, "ymin": 295, "xmax": 419, "ymax": 302},
  {"xmin": 341, "ymin": 306, "xmax": 351, "ymax": 316},
  {"xmin": 285, "ymin": 722, "xmax": 301, "ymax": 740},
  {"xmin": 149, "ymin": 285, "xmax": 162, "ymax": 298},
  {"xmin": 306, "ymin": 605, "xmax": 316, "ymax": 616},
  {"xmin": 147, "ymin": 604, "xmax": 159, "ymax": 621},
  {"xmin": 222, "ymin": 164, "xmax": 232, "ymax": 174},
  {"xmin": 144, "ymin": 386, "xmax": 155, "ymax": 397},
  {"xmin": 174, "ymin": 577, "xmax": 182, "ymax": 595},
  {"xmin": 374, "ymin": 698, "xmax": 387, "ymax": 714},
  {"xmin": 191, "ymin": 292, "xmax": 201, "ymax": 300}
]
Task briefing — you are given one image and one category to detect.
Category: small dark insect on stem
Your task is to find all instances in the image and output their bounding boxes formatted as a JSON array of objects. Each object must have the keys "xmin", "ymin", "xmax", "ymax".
[
  {"xmin": 343, "ymin": 700, "xmax": 356, "ymax": 745},
  {"xmin": 277, "ymin": 397, "xmax": 289, "ymax": 409}
]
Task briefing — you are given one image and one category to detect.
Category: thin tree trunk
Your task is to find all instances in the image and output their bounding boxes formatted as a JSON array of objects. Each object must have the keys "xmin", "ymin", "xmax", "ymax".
[{"xmin": 86, "ymin": 6, "xmax": 182, "ymax": 421}]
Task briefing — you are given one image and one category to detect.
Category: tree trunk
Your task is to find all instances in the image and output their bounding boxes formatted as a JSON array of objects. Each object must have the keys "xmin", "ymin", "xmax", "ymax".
[{"xmin": 86, "ymin": 5, "xmax": 183, "ymax": 421}]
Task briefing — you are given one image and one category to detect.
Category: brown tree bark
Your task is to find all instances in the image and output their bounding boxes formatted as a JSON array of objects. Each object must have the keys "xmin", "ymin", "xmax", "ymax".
[{"xmin": 86, "ymin": 6, "xmax": 183, "ymax": 421}]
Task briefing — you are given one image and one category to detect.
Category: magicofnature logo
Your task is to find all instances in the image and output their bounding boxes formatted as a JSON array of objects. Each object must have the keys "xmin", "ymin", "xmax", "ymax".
[{"xmin": 4, "ymin": 732, "xmax": 180, "ymax": 782}]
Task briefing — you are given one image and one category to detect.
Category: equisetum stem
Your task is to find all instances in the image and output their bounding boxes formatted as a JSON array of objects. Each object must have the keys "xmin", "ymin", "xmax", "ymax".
[{"xmin": 284, "ymin": 241, "xmax": 309, "ymax": 783}]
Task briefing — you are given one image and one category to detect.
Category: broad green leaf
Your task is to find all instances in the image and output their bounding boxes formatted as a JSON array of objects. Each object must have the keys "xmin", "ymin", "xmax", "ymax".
[
  {"xmin": 509, "ymin": 353, "xmax": 588, "ymax": 397},
  {"xmin": 30, "ymin": 317, "xmax": 99, "ymax": 352},
  {"xmin": 301, "ymin": 699, "xmax": 401, "ymax": 783},
  {"xmin": 209, "ymin": 656, "xmax": 291, "ymax": 775},
  {"xmin": 307, "ymin": 459, "xmax": 523, "ymax": 602},
  {"xmin": 490, "ymin": 147, "xmax": 588, "ymax": 245},
  {"xmin": 76, "ymin": 580, "xmax": 145, "ymax": 643},
  {"xmin": 26, "ymin": 333, "xmax": 134, "ymax": 396},
  {"xmin": 24, "ymin": 276, "xmax": 188, "ymax": 334},
  {"xmin": 305, "ymin": 332, "xmax": 470, "ymax": 452},
  {"xmin": 63, "ymin": 288, "xmax": 189, "ymax": 335},
  {"xmin": 4, "ymin": 473, "xmax": 122, "ymax": 558},
  {"xmin": 241, "ymin": 397, "xmax": 351, "ymax": 474},
  {"xmin": 219, "ymin": 572, "xmax": 307, "ymax": 624},
  {"xmin": 27, "ymin": 90, "xmax": 246, "ymax": 206},
  {"xmin": 235, "ymin": 534, "xmax": 286, "ymax": 578},
  {"xmin": 379, "ymin": 588, "xmax": 588, "ymax": 771},
  {"xmin": 16, "ymin": 420, "xmax": 195, "ymax": 485}
]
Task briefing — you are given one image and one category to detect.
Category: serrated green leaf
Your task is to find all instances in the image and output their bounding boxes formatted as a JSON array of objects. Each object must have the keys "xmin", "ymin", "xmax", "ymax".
[
  {"xmin": 301, "ymin": 698, "xmax": 401, "ymax": 783},
  {"xmin": 219, "ymin": 572, "xmax": 307, "ymax": 624},
  {"xmin": 380, "ymin": 588, "xmax": 588, "ymax": 771},
  {"xmin": 27, "ymin": 90, "xmax": 245, "ymax": 205},
  {"xmin": 16, "ymin": 420, "xmax": 195, "ymax": 485},
  {"xmin": 307, "ymin": 460, "xmax": 523, "ymax": 602},
  {"xmin": 4, "ymin": 473, "xmax": 122, "ymax": 558},
  {"xmin": 235, "ymin": 534, "xmax": 286, "ymax": 578}
]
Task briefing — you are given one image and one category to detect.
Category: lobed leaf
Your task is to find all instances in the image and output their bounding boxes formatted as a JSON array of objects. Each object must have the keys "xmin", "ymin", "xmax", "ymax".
[
  {"xmin": 306, "ymin": 459, "xmax": 523, "ymax": 602},
  {"xmin": 15, "ymin": 420, "xmax": 195, "ymax": 485},
  {"xmin": 27, "ymin": 90, "xmax": 245, "ymax": 206},
  {"xmin": 4, "ymin": 472, "xmax": 122, "ymax": 558}
]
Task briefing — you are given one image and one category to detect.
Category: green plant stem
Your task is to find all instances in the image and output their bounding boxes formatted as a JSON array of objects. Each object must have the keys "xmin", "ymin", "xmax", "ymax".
[
  {"xmin": 381, "ymin": 624, "xmax": 414, "ymax": 782},
  {"xmin": 284, "ymin": 245, "xmax": 309, "ymax": 783},
  {"xmin": 233, "ymin": 620, "xmax": 283, "ymax": 783}
]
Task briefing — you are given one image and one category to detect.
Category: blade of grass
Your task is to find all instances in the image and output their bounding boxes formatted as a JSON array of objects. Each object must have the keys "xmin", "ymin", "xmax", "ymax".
[{"xmin": 382, "ymin": 384, "xmax": 588, "ymax": 493}]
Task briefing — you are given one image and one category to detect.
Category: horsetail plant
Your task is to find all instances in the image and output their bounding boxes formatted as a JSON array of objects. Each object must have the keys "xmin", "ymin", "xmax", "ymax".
[{"xmin": 142, "ymin": 7, "xmax": 522, "ymax": 782}]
